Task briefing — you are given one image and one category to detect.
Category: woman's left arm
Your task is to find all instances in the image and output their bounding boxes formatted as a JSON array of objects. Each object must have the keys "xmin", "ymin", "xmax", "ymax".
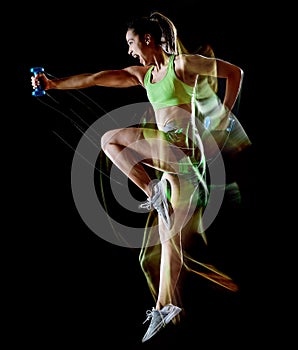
[
  {"xmin": 215, "ymin": 58, "xmax": 244, "ymax": 113},
  {"xmin": 185, "ymin": 54, "xmax": 243, "ymax": 112}
]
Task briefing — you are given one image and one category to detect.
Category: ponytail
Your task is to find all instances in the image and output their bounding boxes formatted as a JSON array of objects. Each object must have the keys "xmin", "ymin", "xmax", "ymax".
[{"xmin": 149, "ymin": 12, "xmax": 179, "ymax": 54}]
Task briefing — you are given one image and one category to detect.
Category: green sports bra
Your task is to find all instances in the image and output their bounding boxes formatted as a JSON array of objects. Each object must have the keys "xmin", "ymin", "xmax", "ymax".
[{"xmin": 143, "ymin": 54, "xmax": 194, "ymax": 111}]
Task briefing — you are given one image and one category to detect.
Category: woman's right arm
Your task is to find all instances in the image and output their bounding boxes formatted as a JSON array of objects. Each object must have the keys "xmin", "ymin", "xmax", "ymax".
[{"xmin": 31, "ymin": 66, "xmax": 147, "ymax": 91}]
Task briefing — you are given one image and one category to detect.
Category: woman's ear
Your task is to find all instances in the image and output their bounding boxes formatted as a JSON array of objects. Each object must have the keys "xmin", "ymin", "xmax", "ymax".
[{"xmin": 144, "ymin": 34, "xmax": 151, "ymax": 45}]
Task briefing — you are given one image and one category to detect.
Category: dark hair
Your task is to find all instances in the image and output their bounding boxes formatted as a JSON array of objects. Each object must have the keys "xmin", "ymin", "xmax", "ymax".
[
  {"xmin": 149, "ymin": 12, "xmax": 178, "ymax": 54},
  {"xmin": 126, "ymin": 12, "xmax": 179, "ymax": 54},
  {"xmin": 126, "ymin": 16, "xmax": 163, "ymax": 45}
]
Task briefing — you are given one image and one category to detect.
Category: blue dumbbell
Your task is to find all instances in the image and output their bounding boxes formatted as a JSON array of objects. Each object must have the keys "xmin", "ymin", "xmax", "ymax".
[{"xmin": 30, "ymin": 67, "xmax": 46, "ymax": 96}]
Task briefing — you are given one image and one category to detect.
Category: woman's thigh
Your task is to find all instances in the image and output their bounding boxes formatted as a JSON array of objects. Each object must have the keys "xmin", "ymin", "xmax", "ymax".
[{"xmin": 102, "ymin": 127, "xmax": 190, "ymax": 173}]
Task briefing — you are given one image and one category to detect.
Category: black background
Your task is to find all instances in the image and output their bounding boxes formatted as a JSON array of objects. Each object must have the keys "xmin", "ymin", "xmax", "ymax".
[{"xmin": 7, "ymin": 1, "xmax": 272, "ymax": 348}]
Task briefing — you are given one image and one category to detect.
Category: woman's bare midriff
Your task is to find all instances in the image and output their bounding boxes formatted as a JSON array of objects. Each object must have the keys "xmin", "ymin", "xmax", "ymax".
[{"xmin": 155, "ymin": 104, "xmax": 193, "ymax": 131}]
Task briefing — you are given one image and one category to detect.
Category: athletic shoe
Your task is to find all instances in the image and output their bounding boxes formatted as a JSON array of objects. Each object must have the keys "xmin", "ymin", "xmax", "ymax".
[
  {"xmin": 142, "ymin": 303, "xmax": 182, "ymax": 343},
  {"xmin": 139, "ymin": 179, "xmax": 173, "ymax": 229}
]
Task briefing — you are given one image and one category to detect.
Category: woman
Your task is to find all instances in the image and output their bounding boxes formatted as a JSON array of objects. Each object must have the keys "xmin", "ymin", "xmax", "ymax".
[{"xmin": 31, "ymin": 12, "xmax": 249, "ymax": 342}]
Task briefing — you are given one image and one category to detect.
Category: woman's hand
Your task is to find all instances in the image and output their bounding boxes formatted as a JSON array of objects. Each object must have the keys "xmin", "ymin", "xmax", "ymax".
[{"xmin": 31, "ymin": 73, "xmax": 50, "ymax": 91}]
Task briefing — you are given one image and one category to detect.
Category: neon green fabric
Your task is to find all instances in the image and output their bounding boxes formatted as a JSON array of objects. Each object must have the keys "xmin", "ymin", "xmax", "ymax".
[{"xmin": 144, "ymin": 54, "xmax": 193, "ymax": 111}]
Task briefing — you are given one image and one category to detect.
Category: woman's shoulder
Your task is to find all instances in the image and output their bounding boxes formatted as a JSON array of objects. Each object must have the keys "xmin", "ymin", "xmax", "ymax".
[
  {"xmin": 175, "ymin": 53, "xmax": 207, "ymax": 63},
  {"xmin": 124, "ymin": 65, "xmax": 152, "ymax": 74},
  {"xmin": 124, "ymin": 65, "xmax": 152, "ymax": 85},
  {"xmin": 121, "ymin": 65, "xmax": 152, "ymax": 86},
  {"xmin": 175, "ymin": 54, "xmax": 215, "ymax": 74},
  {"xmin": 174, "ymin": 54, "xmax": 198, "ymax": 71}
]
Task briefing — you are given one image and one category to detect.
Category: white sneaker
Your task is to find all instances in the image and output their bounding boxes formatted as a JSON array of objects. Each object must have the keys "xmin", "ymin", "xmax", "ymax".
[
  {"xmin": 139, "ymin": 179, "xmax": 173, "ymax": 229},
  {"xmin": 142, "ymin": 303, "xmax": 182, "ymax": 342}
]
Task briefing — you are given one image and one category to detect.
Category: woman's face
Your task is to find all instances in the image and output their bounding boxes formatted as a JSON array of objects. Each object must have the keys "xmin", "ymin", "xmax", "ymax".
[{"xmin": 126, "ymin": 29, "xmax": 152, "ymax": 66}]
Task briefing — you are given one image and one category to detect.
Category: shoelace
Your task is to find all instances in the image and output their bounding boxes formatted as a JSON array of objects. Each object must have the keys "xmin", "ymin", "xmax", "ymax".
[
  {"xmin": 143, "ymin": 309, "xmax": 166, "ymax": 326},
  {"xmin": 139, "ymin": 198, "xmax": 153, "ymax": 211},
  {"xmin": 138, "ymin": 180, "xmax": 163, "ymax": 211}
]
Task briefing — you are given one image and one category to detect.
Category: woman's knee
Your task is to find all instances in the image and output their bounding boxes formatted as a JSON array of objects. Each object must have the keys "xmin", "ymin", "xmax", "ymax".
[
  {"xmin": 101, "ymin": 127, "xmax": 139, "ymax": 152},
  {"xmin": 101, "ymin": 129, "xmax": 120, "ymax": 151}
]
